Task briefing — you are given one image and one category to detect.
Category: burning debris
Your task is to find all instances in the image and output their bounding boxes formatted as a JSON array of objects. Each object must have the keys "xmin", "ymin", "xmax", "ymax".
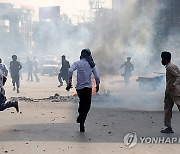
[
  {"xmin": 92, "ymin": 90, "xmax": 122, "ymax": 104},
  {"xmin": 10, "ymin": 93, "xmax": 78, "ymax": 103}
]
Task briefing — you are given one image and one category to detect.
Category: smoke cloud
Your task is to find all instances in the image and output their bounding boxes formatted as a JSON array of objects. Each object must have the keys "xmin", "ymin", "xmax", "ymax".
[{"xmin": 1, "ymin": 0, "xmax": 180, "ymax": 111}]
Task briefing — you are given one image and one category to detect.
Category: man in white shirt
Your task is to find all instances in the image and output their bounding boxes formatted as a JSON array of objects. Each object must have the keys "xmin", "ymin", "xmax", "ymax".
[
  {"xmin": 66, "ymin": 49, "xmax": 100, "ymax": 132},
  {"xmin": 33, "ymin": 56, "xmax": 40, "ymax": 82}
]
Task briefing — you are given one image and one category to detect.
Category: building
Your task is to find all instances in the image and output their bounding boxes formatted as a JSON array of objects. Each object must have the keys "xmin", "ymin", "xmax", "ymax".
[{"xmin": 0, "ymin": 3, "xmax": 34, "ymax": 56}]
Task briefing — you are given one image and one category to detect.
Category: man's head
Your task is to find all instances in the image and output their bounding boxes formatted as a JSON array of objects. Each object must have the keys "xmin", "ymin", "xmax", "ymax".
[
  {"xmin": 80, "ymin": 49, "xmax": 95, "ymax": 68},
  {"xmin": 0, "ymin": 58, "xmax": 2, "ymax": 63},
  {"xmin": 62, "ymin": 55, "xmax": 66, "ymax": 60},
  {"xmin": 127, "ymin": 57, "xmax": 131, "ymax": 61},
  {"xmin": 12, "ymin": 55, "xmax": 17, "ymax": 61},
  {"xmin": 80, "ymin": 49, "xmax": 91, "ymax": 59},
  {"xmin": 161, "ymin": 51, "xmax": 171, "ymax": 66}
]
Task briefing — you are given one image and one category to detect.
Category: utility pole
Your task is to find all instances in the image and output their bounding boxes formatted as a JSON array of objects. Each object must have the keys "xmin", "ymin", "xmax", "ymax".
[{"xmin": 89, "ymin": 0, "xmax": 105, "ymax": 20}]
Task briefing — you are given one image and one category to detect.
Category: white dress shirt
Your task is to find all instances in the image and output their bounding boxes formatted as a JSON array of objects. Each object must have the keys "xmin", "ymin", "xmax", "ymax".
[{"xmin": 69, "ymin": 58, "xmax": 100, "ymax": 90}]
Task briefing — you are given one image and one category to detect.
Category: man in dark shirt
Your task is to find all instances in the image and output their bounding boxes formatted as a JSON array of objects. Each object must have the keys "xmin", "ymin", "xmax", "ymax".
[
  {"xmin": 0, "ymin": 58, "xmax": 8, "ymax": 85},
  {"xmin": 120, "ymin": 57, "xmax": 134, "ymax": 85},
  {"xmin": 9, "ymin": 55, "xmax": 22, "ymax": 93},
  {"xmin": 0, "ymin": 70, "xmax": 19, "ymax": 112},
  {"xmin": 58, "ymin": 55, "xmax": 70, "ymax": 87},
  {"xmin": 0, "ymin": 58, "xmax": 8, "ymax": 76}
]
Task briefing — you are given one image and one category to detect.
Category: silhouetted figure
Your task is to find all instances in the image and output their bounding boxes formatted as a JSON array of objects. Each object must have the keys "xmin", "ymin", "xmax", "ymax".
[
  {"xmin": 9, "ymin": 55, "xmax": 22, "ymax": 93},
  {"xmin": 66, "ymin": 49, "xmax": 100, "ymax": 132},
  {"xmin": 33, "ymin": 56, "xmax": 40, "ymax": 82},
  {"xmin": 26, "ymin": 57, "xmax": 33, "ymax": 81},
  {"xmin": 120, "ymin": 57, "xmax": 134, "ymax": 85},
  {"xmin": 0, "ymin": 58, "xmax": 8, "ymax": 85},
  {"xmin": 161, "ymin": 51, "xmax": 180, "ymax": 133},
  {"xmin": 0, "ymin": 70, "xmax": 19, "ymax": 112},
  {"xmin": 58, "ymin": 55, "xmax": 70, "ymax": 87},
  {"xmin": 0, "ymin": 58, "xmax": 8, "ymax": 76}
]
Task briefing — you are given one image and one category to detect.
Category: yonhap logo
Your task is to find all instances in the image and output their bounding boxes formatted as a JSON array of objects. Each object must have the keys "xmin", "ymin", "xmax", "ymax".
[
  {"xmin": 123, "ymin": 132, "xmax": 138, "ymax": 148},
  {"xmin": 123, "ymin": 132, "xmax": 180, "ymax": 148}
]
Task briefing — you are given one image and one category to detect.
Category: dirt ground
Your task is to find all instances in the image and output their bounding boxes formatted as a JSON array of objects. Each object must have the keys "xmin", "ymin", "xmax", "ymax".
[{"xmin": 0, "ymin": 73, "xmax": 180, "ymax": 154}]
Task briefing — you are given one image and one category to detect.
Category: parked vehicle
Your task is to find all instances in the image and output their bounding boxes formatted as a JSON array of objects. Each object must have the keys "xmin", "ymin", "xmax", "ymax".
[{"xmin": 41, "ymin": 55, "xmax": 59, "ymax": 76}]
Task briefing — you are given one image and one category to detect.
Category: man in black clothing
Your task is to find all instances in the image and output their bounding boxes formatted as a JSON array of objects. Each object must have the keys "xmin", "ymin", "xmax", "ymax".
[
  {"xmin": 0, "ymin": 58, "xmax": 8, "ymax": 76},
  {"xmin": 0, "ymin": 58, "xmax": 8, "ymax": 85},
  {"xmin": 9, "ymin": 55, "xmax": 22, "ymax": 93},
  {"xmin": 58, "ymin": 55, "xmax": 70, "ymax": 87},
  {"xmin": 120, "ymin": 57, "xmax": 134, "ymax": 85},
  {"xmin": 0, "ymin": 70, "xmax": 19, "ymax": 112}
]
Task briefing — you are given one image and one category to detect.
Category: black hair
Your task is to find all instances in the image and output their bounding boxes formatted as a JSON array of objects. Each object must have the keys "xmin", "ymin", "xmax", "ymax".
[
  {"xmin": 127, "ymin": 57, "xmax": 131, "ymax": 61},
  {"xmin": 12, "ymin": 55, "xmax": 17, "ymax": 61},
  {"xmin": 80, "ymin": 49, "xmax": 95, "ymax": 68},
  {"xmin": 0, "ymin": 58, "xmax": 2, "ymax": 63},
  {"xmin": 161, "ymin": 51, "xmax": 171, "ymax": 62},
  {"xmin": 81, "ymin": 49, "xmax": 91, "ymax": 57}
]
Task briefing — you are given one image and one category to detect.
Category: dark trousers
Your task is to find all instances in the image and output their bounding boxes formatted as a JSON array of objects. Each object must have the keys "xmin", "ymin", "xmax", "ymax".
[
  {"xmin": 3, "ymin": 76, "xmax": 7, "ymax": 86},
  {"xmin": 58, "ymin": 72, "xmax": 68, "ymax": 85},
  {"xmin": 33, "ymin": 70, "xmax": 39, "ymax": 81},
  {"xmin": 76, "ymin": 87, "xmax": 92, "ymax": 124},
  {"xmin": 27, "ymin": 70, "xmax": 33, "ymax": 81},
  {"xmin": 164, "ymin": 94, "xmax": 180, "ymax": 128},
  {"xmin": 11, "ymin": 74, "xmax": 20, "ymax": 89},
  {"xmin": 124, "ymin": 76, "xmax": 130, "ymax": 85},
  {"xmin": 0, "ymin": 101, "xmax": 14, "ymax": 111},
  {"xmin": 0, "ymin": 93, "xmax": 14, "ymax": 111}
]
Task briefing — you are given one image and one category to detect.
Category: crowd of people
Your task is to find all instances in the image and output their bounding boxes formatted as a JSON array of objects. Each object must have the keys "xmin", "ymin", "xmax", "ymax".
[{"xmin": 0, "ymin": 50, "xmax": 180, "ymax": 134}]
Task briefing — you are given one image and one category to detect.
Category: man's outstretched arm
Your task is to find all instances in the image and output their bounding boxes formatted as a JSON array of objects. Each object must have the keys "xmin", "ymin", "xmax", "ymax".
[
  {"xmin": 66, "ymin": 62, "xmax": 77, "ymax": 91},
  {"xmin": 92, "ymin": 66, "xmax": 100, "ymax": 92}
]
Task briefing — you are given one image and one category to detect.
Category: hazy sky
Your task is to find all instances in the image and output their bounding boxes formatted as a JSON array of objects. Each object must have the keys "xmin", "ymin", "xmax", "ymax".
[{"xmin": 0, "ymin": 0, "xmax": 112, "ymax": 23}]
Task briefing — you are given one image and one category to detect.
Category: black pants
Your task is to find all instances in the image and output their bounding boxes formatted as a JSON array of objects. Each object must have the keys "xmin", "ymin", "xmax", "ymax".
[
  {"xmin": 58, "ymin": 72, "xmax": 68, "ymax": 85},
  {"xmin": 3, "ymin": 76, "xmax": 7, "ymax": 86},
  {"xmin": 76, "ymin": 87, "xmax": 92, "ymax": 124},
  {"xmin": 27, "ymin": 70, "xmax": 33, "ymax": 81},
  {"xmin": 33, "ymin": 69, "xmax": 39, "ymax": 81},
  {"xmin": 11, "ymin": 73, "xmax": 20, "ymax": 89},
  {"xmin": 0, "ymin": 101, "xmax": 14, "ymax": 111},
  {"xmin": 0, "ymin": 93, "xmax": 14, "ymax": 111}
]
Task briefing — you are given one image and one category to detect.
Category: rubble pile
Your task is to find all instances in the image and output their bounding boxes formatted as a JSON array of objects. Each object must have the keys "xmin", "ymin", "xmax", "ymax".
[
  {"xmin": 9, "ymin": 90, "xmax": 115, "ymax": 104},
  {"xmin": 10, "ymin": 93, "xmax": 78, "ymax": 103}
]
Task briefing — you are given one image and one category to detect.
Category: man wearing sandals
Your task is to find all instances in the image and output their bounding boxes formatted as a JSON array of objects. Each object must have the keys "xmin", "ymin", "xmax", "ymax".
[{"xmin": 161, "ymin": 51, "xmax": 180, "ymax": 133}]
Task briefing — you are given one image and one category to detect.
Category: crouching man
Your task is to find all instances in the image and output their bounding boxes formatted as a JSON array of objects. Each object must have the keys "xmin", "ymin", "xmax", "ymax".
[
  {"xmin": 66, "ymin": 49, "xmax": 100, "ymax": 132},
  {"xmin": 0, "ymin": 70, "xmax": 19, "ymax": 112},
  {"xmin": 161, "ymin": 51, "xmax": 180, "ymax": 133}
]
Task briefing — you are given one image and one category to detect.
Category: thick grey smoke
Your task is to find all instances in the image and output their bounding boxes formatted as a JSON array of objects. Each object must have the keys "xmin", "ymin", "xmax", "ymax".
[
  {"xmin": 1, "ymin": 1, "xmax": 179, "ymax": 111},
  {"xmin": 69, "ymin": 0, "xmax": 160, "ymax": 76},
  {"xmin": 92, "ymin": 81, "xmax": 165, "ymax": 111},
  {"xmin": 30, "ymin": 1, "xmax": 160, "ymax": 74}
]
